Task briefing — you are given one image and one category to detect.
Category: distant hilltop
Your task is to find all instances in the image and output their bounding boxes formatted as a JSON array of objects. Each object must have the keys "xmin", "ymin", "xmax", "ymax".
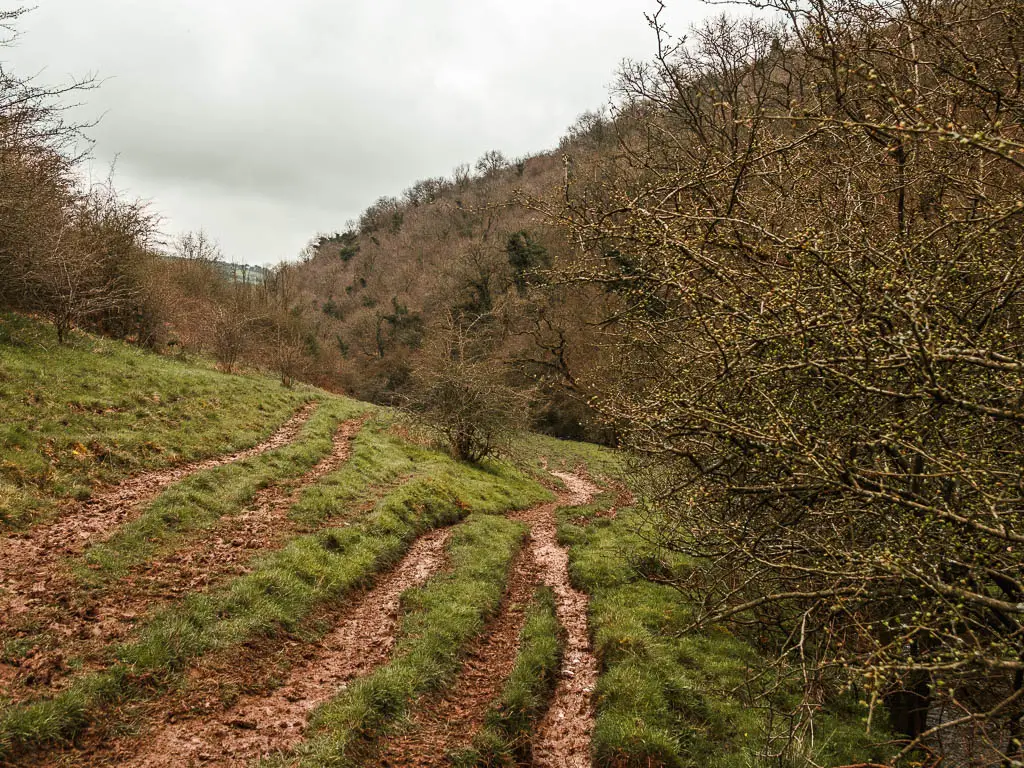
[
  {"xmin": 163, "ymin": 253, "xmax": 271, "ymax": 284},
  {"xmin": 219, "ymin": 262, "xmax": 271, "ymax": 284}
]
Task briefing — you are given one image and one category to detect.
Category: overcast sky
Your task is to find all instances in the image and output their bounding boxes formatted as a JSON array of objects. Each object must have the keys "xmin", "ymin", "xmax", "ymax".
[{"xmin": 3, "ymin": 1, "xmax": 704, "ymax": 265}]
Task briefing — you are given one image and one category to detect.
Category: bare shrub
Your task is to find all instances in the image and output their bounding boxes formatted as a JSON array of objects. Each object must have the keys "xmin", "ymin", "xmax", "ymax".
[
  {"xmin": 552, "ymin": 0, "xmax": 1024, "ymax": 762},
  {"xmin": 404, "ymin": 318, "xmax": 529, "ymax": 462}
]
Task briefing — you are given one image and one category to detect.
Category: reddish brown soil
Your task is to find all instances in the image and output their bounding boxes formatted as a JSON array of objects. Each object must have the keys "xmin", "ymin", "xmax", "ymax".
[
  {"xmin": 14, "ymin": 465, "xmax": 603, "ymax": 768},
  {"xmin": 516, "ymin": 470, "xmax": 601, "ymax": 768},
  {"xmin": 0, "ymin": 412, "xmax": 362, "ymax": 702},
  {"xmin": 111, "ymin": 527, "xmax": 455, "ymax": 768},
  {"xmin": 0, "ymin": 401, "xmax": 317, "ymax": 614},
  {"xmin": 374, "ymin": 470, "xmax": 600, "ymax": 767},
  {"xmin": 375, "ymin": 544, "xmax": 542, "ymax": 767}
]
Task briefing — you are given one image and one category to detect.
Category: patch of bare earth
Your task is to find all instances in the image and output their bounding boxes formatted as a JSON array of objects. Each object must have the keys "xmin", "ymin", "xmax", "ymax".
[
  {"xmin": 375, "ymin": 543, "xmax": 541, "ymax": 767},
  {"xmin": 519, "ymin": 470, "xmax": 601, "ymax": 768},
  {"xmin": 375, "ymin": 470, "xmax": 600, "ymax": 767},
  {"xmin": 0, "ymin": 411, "xmax": 360, "ymax": 702},
  {"xmin": 97, "ymin": 527, "xmax": 455, "ymax": 768}
]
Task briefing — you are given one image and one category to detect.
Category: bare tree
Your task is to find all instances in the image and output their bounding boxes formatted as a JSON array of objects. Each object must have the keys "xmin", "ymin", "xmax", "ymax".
[
  {"xmin": 475, "ymin": 149, "xmax": 509, "ymax": 178},
  {"xmin": 551, "ymin": 0, "xmax": 1024, "ymax": 763},
  {"xmin": 0, "ymin": 8, "xmax": 150, "ymax": 344},
  {"xmin": 16, "ymin": 180, "xmax": 154, "ymax": 343},
  {"xmin": 452, "ymin": 162, "xmax": 472, "ymax": 189},
  {"xmin": 405, "ymin": 315, "xmax": 529, "ymax": 462}
]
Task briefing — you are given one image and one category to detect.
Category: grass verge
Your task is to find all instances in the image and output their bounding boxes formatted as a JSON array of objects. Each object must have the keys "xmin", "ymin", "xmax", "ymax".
[
  {"xmin": 0, "ymin": 313, "xmax": 313, "ymax": 529},
  {"xmin": 0, "ymin": 439, "xmax": 549, "ymax": 761},
  {"xmin": 286, "ymin": 415, "xmax": 549, "ymax": 529},
  {"xmin": 453, "ymin": 586, "xmax": 564, "ymax": 767},
  {"xmin": 277, "ymin": 513, "xmax": 527, "ymax": 768},
  {"xmin": 556, "ymin": 490, "xmax": 889, "ymax": 768}
]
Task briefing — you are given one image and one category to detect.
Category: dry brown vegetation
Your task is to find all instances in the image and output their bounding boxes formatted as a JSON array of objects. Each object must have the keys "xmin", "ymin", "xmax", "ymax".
[
  {"xmin": 287, "ymin": 149, "xmax": 614, "ymax": 442},
  {"xmin": 0, "ymin": 9, "xmax": 156, "ymax": 346},
  {"xmin": 550, "ymin": 0, "xmax": 1024, "ymax": 763}
]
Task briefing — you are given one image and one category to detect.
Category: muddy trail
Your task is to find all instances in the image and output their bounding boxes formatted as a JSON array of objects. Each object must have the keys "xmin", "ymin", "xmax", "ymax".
[
  {"xmin": 19, "ymin": 470, "xmax": 601, "ymax": 768},
  {"xmin": 0, "ymin": 412, "xmax": 362, "ymax": 702},
  {"xmin": 79, "ymin": 527, "xmax": 456, "ymax": 768},
  {"xmin": 376, "ymin": 543, "xmax": 542, "ymax": 767},
  {"xmin": 376, "ymin": 470, "xmax": 600, "ymax": 767},
  {"xmin": 113, "ymin": 471, "xmax": 600, "ymax": 768},
  {"xmin": 513, "ymin": 470, "xmax": 601, "ymax": 768},
  {"xmin": 0, "ymin": 401, "xmax": 317, "ymax": 608}
]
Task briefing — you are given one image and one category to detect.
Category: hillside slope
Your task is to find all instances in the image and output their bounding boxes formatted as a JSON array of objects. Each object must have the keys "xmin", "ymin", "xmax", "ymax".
[
  {"xmin": 288, "ymin": 137, "xmax": 615, "ymax": 442},
  {"xmin": 0, "ymin": 316, "xmax": 881, "ymax": 766}
]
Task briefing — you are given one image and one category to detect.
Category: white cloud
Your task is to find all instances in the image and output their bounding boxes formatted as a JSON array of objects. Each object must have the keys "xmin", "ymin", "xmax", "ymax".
[{"xmin": 3, "ymin": 0, "xmax": 705, "ymax": 264}]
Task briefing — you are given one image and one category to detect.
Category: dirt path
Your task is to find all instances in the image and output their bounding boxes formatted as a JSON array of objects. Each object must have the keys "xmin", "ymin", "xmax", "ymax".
[
  {"xmin": 0, "ymin": 401, "xmax": 317, "ymax": 606},
  {"xmin": 375, "ymin": 544, "xmax": 542, "ymax": 767},
  {"xmin": 374, "ymin": 470, "xmax": 600, "ymax": 767},
  {"xmin": 110, "ymin": 527, "xmax": 455, "ymax": 768},
  {"xmin": 513, "ymin": 470, "xmax": 601, "ymax": 768},
  {"xmin": 0, "ymin": 410, "xmax": 360, "ymax": 701},
  {"xmin": 12, "ymin": 465, "xmax": 602, "ymax": 768}
]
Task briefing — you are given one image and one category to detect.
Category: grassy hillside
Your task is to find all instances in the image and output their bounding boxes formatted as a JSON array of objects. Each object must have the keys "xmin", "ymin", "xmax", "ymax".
[
  {"xmin": 0, "ymin": 313, "xmax": 316, "ymax": 529},
  {"xmin": 0, "ymin": 317, "xmax": 549, "ymax": 763},
  {"xmin": 0, "ymin": 317, "xmax": 884, "ymax": 766}
]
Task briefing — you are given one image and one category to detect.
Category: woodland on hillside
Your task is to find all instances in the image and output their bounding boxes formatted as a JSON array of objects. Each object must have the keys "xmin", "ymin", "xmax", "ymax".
[
  {"xmin": 555, "ymin": 0, "xmax": 1024, "ymax": 763},
  {"xmin": 1, "ymin": 0, "xmax": 613, "ymax": 442},
  {"xmin": 3, "ymin": 0, "xmax": 1024, "ymax": 764}
]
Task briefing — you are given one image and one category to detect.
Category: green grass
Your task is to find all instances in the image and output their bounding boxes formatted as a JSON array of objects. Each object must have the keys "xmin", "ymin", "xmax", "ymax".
[
  {"xmin": 561, "ymin": 493, "xmax": 887, "ymax": 768},
  {"xmin": 288, "ymin": 415, "xmax": 551, "ymax": 529},
  {"xmin": 525, "ymin": 433, "xmax": 889, "ymax": 768},
  {"xmin": 0, "ymin": 313, "xmax": 314, "ymax": 529},
  {"xmin": 285, "ymin": 415, "xmax": 421, "ymax": 528},
  {"xmin": 77, "ymin": 397, "xmax": 366, "ymax": 581},
  {"xmin": 0, "ymin": 431, "xmax": 549, "ymax": 761},
  {"xmin": 453, "ymin": 586, "xmax": 564, "ymax": 767},
  {"xmin": 0, "ymin": 314, "xmax": 890, "ymax": 766},
  {"xmin": 279, "ymin": 514, "xmax": 527, "ymax": 768},
  {"xmin": 512, "ymin": 431, "xmax": 624, "ymax": 487}
]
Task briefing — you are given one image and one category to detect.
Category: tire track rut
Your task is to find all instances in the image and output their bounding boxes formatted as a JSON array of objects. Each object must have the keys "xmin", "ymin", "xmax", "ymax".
[
  {"xmin": 114, "ymin": 527, "xmax": 455, "ymax": 768},
  {"xmin": 529, "ymin": 470, "xmax": 601, "ymax": 768},
  {"xmin": 0, "ymin": 409, "xmax": 360, "ymax": 702},
  {"xmin": 375, "ymin": 543, "xmax": 541, "ymax": 766},
  {"xmin": 11, "ymin": 461, "xmax": 602, "ymax": 768},
  {"xmin": 0, "ymin": 401, "xmax": 317, "ymax": 613},
  {"xmin": 374, "ymin": 470, "xmax": 600, "ymax": 767}
]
